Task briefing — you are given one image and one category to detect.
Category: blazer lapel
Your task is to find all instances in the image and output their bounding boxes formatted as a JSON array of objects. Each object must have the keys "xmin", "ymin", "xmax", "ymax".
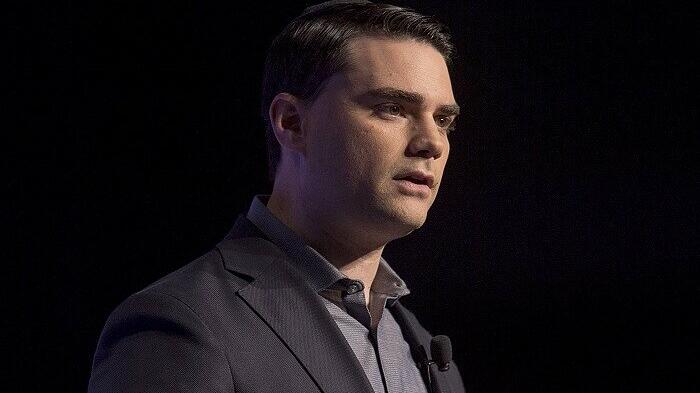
[
  {"xmin": 390, "ymin": 301, "xmax": 453, "ymax": 393},
  {"xmin": 217, "ymin": 215, "xmax": 375, "ymax": 393}
]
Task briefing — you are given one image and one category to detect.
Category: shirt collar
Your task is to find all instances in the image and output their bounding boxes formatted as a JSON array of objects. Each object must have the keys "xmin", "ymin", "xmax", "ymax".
[{"xmin": 246, "ymin": 194, "xmax": 410, "ymax": 298}]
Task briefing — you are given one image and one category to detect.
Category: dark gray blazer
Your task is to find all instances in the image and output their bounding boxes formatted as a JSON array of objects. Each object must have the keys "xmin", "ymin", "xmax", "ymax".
[{"xmin": 88, "ymin": 214, "xmax": 465, "ymax": 392}]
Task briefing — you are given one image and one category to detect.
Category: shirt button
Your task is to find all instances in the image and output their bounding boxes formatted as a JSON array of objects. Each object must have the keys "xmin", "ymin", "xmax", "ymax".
[{"xmin": 346, "ymin": 281, "xmax": 364, "ymax": 294}]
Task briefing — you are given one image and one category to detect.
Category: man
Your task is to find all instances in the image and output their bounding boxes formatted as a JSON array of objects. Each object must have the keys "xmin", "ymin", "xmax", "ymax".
[{"xmin": 88, "ymin": 1, "xmax": 464, "ymax": 392}]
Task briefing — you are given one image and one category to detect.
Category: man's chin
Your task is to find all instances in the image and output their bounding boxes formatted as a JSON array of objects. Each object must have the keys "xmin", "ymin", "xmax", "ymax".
[
  {"xmin": 362, "ymin": 194, "xmax": 432, "ymax": 237},
  {"xmin": 379, "ymin": 206, "xmax": 429, "ymax": 238}
]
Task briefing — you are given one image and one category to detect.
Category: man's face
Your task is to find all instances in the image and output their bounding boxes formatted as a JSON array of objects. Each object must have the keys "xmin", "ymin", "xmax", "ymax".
[{"xmin": 298, "ymin": 37, "xmax": 458, "ymax": 241}]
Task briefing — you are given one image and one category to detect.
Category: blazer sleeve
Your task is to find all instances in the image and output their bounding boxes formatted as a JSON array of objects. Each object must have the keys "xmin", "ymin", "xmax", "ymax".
[{"xmin": 87, "ymin": 291, "xmax": 234, "ymax": 393}]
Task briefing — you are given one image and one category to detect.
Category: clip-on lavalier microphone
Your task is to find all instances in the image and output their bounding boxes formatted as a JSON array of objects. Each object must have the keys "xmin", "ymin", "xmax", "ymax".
[{"xmin": 416, "ymin": 335, "xmax": 452, "ymax": 393}]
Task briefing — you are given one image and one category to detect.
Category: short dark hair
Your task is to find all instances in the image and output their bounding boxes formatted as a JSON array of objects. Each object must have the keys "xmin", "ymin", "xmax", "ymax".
[{"xmin": 260, "ymin": 0, "xmax": 455, "ymax": 181}]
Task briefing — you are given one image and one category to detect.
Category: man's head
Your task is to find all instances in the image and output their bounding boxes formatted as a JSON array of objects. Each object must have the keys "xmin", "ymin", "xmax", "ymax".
[{"xmin": 262, "ymin": 1, "xmax": 459, "ymax": 244}]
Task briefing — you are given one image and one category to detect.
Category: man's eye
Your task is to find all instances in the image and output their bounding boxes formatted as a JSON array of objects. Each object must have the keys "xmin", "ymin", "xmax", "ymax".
[
  {"xmin": 377, "ymin": 104, "xmax": 403, "ymax": 117},
  {"xmin": 436, "ymin": 115, "xmax": 456, "ymax": 133}
]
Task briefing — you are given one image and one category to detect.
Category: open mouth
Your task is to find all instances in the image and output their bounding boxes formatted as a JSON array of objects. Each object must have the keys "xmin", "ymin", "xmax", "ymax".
[
  {"xmin": 392, "ymin": 171, "xmax": 434, "ymax": 189},
  {"xmin": 397, "ymin": 175, "xmax": 430, "ymax": 186},
  {"xmin": 393, "ymin": 172, "xmax": 434, "ymax": 198}
]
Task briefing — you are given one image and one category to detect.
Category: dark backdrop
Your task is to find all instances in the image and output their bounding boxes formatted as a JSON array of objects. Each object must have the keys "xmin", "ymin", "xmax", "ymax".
[{"xmin": 8, "ymin": 1, "xmax": 696, "ymax": 392}]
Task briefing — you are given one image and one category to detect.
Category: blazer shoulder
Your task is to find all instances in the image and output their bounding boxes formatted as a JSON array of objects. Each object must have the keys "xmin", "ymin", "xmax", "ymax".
[
  {"xmin": 96, "ymin": 246, "xmax": 251, "ymax": 342},
  {"xmin": 89, "ymin": 247, "xmax": 249, "ymax": 392},
  {"xmin": 136, "ymin": 247, "xmax": 248, "ymax": 303},
  {"xmin": 106, "ymin": 234, "xmax": 287, "ymax": 328}
]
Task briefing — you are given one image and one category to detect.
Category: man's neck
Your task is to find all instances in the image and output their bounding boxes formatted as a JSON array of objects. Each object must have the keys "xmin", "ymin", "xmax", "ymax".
[{"xmin": 267, "ymin": 191, "xmax": 386, "ymax": 303}]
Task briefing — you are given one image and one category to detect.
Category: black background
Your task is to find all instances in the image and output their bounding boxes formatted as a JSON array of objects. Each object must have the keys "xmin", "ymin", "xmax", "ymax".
[{"xmin": 8, "ymin": 1, "xmax": 697, "ymax": 392}]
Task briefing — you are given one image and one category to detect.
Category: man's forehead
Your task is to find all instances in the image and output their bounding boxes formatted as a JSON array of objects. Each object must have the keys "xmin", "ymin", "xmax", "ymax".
[{"xmin": 340, "ymin": 37, "xmax": 456, "ymax": 104}]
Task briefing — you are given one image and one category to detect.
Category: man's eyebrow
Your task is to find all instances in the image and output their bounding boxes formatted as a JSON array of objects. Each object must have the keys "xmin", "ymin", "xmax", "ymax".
[{"xmin": 361, "ymin": 87, "xmax": 461, "ymax": 116}]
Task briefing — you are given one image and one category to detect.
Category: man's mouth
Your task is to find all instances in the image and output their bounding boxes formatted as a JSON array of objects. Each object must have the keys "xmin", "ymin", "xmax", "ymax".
[
  {"xmin": 392, "ymin": 171, "xmax": 435, "ymax": 188},
  {"xmin": 392, "ymin": 170, "xmax": 435, "ymax": 198}
]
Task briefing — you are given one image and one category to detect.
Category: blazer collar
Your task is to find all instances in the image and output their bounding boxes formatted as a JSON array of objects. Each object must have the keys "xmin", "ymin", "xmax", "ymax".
[{"xmin": 216, "ymin": 214, "xmax": 375, "ymax": 393}]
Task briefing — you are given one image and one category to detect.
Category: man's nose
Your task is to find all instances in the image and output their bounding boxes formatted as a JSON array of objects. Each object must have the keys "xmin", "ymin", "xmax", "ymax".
[{"xmin": 406, "ymin": 116, "xmax": 447, "ymax": 160}]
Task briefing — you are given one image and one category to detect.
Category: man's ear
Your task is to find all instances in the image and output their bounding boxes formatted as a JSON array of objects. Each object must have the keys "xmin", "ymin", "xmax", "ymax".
[{"xmin": 268, "ymin": 92, "xmax": 307, "ymax": 154}]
